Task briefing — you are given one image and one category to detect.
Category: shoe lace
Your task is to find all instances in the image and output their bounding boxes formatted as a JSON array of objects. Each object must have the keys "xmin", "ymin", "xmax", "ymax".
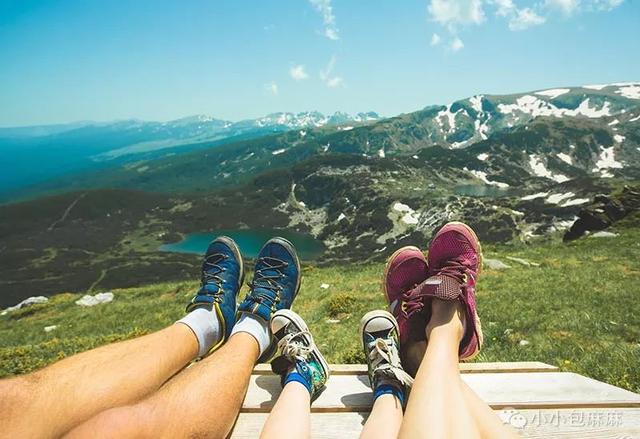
[
  {"xmin": 436, "ymin": 257, "xmax": 468, "ymax": 284},
  {"xmin": 278, "ymin": 330, "xmax": 313, "ymax": 362},
  {"xmin": 368, "ymin": 337, "xmax": 413, "ymax": 389},
  {"xmin": 201, "ymin": 253, "xmax": 227, "ymax": 302},
  {"xmin": 400, "ymin": 257, "xmax": 468, "ymax": 316},
  {"xmin": 247, "ymin": 256, "xmax": 287, "ymax": 308}
]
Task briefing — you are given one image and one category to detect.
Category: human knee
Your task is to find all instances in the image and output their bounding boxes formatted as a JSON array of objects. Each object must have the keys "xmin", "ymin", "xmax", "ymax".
[
  {"xmin": 0, "ymin": 376, "xmax": 32, "ymax": 413},
  {"xmin": 0, "ymin": 376, "xmax": 39, "ymax": 436},
  {"xmin": 73, "ymin": 403, "xmax": 155, "ymax": 437}
]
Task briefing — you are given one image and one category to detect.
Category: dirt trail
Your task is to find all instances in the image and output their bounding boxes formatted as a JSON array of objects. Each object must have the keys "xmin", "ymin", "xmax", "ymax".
[{"xmin": 48, "ymin": 192, "xmax": 87, "ymax": 231}]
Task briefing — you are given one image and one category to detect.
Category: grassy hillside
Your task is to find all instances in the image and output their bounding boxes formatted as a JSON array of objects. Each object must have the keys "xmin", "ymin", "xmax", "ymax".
[{"xmin": 1, "ymin": 223, "xmax": 638, "ymax": 394}]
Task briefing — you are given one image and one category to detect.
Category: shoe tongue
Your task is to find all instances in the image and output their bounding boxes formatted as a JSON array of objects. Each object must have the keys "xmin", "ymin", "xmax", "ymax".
[
  {"xmin": 419, "ymin": 275, "xmax": 462, "ymax": 301},
  {"xmin": 202, "ymin": 284, "xmax": 220, "ymax": 294},
  {"xmin": 271, "ymin": 355, "xmax": 294, "ymax": 376}
]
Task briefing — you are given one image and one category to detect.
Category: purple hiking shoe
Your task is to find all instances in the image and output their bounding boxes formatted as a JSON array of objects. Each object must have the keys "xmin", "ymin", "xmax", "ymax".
[
  {"xmin": 382, "ymin": 246, "xmax": 429, "ymax": 345},
  {"xmin": 403, "ymin": 222, "xmax": 484, "ymax": 360}
]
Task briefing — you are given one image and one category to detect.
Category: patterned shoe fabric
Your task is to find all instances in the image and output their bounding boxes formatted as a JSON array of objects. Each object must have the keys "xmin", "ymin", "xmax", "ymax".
[
  {"xmin": 270, "ymin": 309, "xmax": 330, "ymax": 402},
  {"xmin": 185, "ymin": 236, "xmax": 245, "ymax": 356},
  {"xmin": 406, "ymin": 222, "xmax": 483, "ymax": 360},
  {"xmin": 360, "ymin": 310, "xmax": 414, "ymax": 398},
  {"xmin": 237, "ymin": 237, "xmax": 301, "ymax": 362},
  {"xmin": 382, "ymin": 246, "xmax": 429, "ymax": 345}
]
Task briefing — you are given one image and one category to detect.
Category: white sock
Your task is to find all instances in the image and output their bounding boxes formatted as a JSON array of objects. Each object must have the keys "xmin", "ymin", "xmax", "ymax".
[
  {"xmin": 230, "ymin": 314, "xmax": 271, "ymax": 356},
  {"xmin": 176, "ymin": 308, "xmax": 222, "ymax": 357}
]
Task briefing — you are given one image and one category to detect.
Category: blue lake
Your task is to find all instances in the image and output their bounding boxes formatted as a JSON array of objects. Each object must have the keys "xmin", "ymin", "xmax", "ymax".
[{"xmin": 159, "ymin": 229, "xmax": 325, "ymax": 260}]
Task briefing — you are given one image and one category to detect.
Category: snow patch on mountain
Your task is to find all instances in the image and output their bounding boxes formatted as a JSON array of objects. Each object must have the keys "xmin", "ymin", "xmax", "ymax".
[
  {"xmin": 528, "ymin": 155, "xmax": 570, "ymax": 183},
  {"xmin": 583, "ymin": 84, "xmax": 607, "ymax": 90},
  {"xmin": 535, "ymin": 88, "xmax": 570, "ymax": 99},
  {"xmin": 561, "ymin": 198, "xmax": 590, "ymax": 207},
  {"xmin": 498, "ymin": 96, "xmax": 611, "ymax": 119},
  {"xmin": 437, "ymin": 105, "xmax": 459, "ymax": 134},
  {"xmin": 469, "ymin": 95, "xmax": 484, "ymax": 112},
  {"xmin": 546, "ymin": 192, "xmax": 574, "ymax": 204},
  {"xmin": 464, "ymin": 168, "xmax": 509, "ymax": 188},
  {"xmin": 616, "ymin": 84, "xmax": 640, "ymax": 99},
  {"xmin": 521, "ymin": 192, "xmax": 548, "ymax": 201},
  {"xmin": 556, "ymin": 153, "xmax": 573, "ymax": 165},
  {"xmin": 614, "ymin": 134, "xmax": 625, "ymax": 143},
  {"xmin": 393, "ymin": 202, "xmax": 419, "ymax": 225},
  {"xmin": 592, "ymin": 146, "xmax": 623, "ymax": 175}
]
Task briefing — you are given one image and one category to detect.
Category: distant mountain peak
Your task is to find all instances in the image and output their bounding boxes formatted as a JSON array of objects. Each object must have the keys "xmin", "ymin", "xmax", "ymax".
[{"xmin": 251, "ymin": 110, "xmax": 381, "ymax": 129}]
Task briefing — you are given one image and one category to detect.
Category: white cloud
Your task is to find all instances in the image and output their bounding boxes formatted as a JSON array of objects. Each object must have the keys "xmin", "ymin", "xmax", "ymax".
[
  {"xmin": 428, "ymin": 0, "xmax": 623, "ymax": 51},
  {"xmin": 426, "ymin": 0, "xmax": 479, "ymax": 54},
  {"xmin": 493, "ymin": 0, "xmax": 516, "ymax": 16},
  {"xmin": 320, "ymin": 55, "xmax": 344, "ymax": 88},
  {"xmin": 324, "ymin": 28, "xmax": 339, "ymax": 40},
  {"xmin": 544, "ymin": 0, "xmax": 625, "ymax": 13},
  {"xmin": 545, "ymin": 0, "xmax": 581, "ymax": 15},
  {"xmin": 264, "ymin": 81, "xmax": 278, "ymax": 96},
  {"xmin": 428, "ymin": 0, "xmax": 485, "ymax": 28},
  {"xmin": 309, "ymin": 0, "xmax": 339, "ymax": 40},
  {"xmin": 450, "ymin": 37, "xmax": 465, "ymax": 51},
  {"xmin": 509, "ymin": 7, "xmax": 546, "ymax": 30},
  {"xmin": 591, "ymin": 0, "xmax": 624, "ymax": 10},
  {"xmin": 289, "ymin": 65, "xmax": 309, "ymax": 81}
]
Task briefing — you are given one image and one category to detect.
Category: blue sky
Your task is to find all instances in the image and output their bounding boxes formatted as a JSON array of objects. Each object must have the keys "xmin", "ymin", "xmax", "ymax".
[{"xmin": 0, "ymin": 0, "xmax": 638, "ymax": 127}]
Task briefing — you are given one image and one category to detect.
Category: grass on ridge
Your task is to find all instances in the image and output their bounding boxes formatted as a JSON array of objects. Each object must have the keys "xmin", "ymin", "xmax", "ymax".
[{"xmin": 1, "ymin": 225, "xmax": 639, "ymax": 394}]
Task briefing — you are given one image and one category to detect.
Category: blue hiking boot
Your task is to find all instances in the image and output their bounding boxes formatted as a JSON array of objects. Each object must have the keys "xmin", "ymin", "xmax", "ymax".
[
  {"xmin": 237, "ymin": 237, "xmax": 301, "ymax": 362},
  {"xmin": 270, "ymin": 309, "xmax": 330, "ymax": 401},
  {"xmin": 186, "ymin": 236, "xmax": 245, "ymax": 357}
]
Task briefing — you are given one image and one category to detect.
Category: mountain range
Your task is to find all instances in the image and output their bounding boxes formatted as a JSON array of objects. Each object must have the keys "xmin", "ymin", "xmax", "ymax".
[
  {"xmin": 1, "ymin": 82, "xmax": 639, "ymax": 306},
  {"xmin": 0, "ymin": 110, "xmax": 382, "ymax": 198}
]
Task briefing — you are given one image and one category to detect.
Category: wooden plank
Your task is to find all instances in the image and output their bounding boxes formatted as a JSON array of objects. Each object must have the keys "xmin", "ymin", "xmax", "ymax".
[
  {"xmin": 252, "ymin": 361, "xmax": 558, "ymax": 375},
  {"xmin": 465, "ymin": 372, "xmax": 640, "ymax": 409},
  {"xmin": 230, "ymin": 409, "xmax": 640, "ymax": 439},
  {"xmin": 242, "ymin": 372, "xmax": 640, "ymax": 412}
]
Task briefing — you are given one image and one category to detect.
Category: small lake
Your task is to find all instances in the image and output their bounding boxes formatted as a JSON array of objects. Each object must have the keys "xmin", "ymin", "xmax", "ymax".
[
  {"xmin": 160, "ymin": 229, "xmax": 325, "ymax": 260},
  {"xmin": 454, "ymin": 184, "xmax": 516, "ymax": 198}
]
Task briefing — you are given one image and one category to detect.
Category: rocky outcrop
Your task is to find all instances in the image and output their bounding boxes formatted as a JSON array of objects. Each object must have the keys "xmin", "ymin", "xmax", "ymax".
[{"xmin": 563, "ymin": 186, "xmax": 640, "ymax": 242}]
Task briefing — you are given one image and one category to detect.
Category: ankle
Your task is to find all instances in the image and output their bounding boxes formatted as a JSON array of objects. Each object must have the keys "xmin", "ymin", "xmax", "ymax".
[{"xmin": 425, "ymin": 299, "xmax": 465, "ymax": 341}]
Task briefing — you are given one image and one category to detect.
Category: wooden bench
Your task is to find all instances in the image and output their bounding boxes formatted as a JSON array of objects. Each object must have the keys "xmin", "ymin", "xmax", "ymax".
[{"xmin": 230, "ymin": 362, "xmax": 640, "ymax": 438}]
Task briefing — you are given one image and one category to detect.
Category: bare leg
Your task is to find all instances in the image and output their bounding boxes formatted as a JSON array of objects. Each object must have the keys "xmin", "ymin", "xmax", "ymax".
[
  {"xmin": 460, "ymin": 381, "xmax": 520, "ymax": 438},
  {"xmin": 0, "ymin": 323, "xmax": 197, "ymax": 438},
  {"xmin": 260, "ymin": 381, "xmax": 311, "ymax": 439},
  {"xmin": 360, "ymin": 394, "xmax": 403, "ymax": 439},
  {"xmin": 399, "ymin": 300, "xmax": 519, "ymax": 439},
  {"xmin": 67, "ymin": 331, "xmax": 259, "ymax": 438},
  {"xmin": 399, "ymin": 300, "xmax": 480, "ymax": 439}
]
